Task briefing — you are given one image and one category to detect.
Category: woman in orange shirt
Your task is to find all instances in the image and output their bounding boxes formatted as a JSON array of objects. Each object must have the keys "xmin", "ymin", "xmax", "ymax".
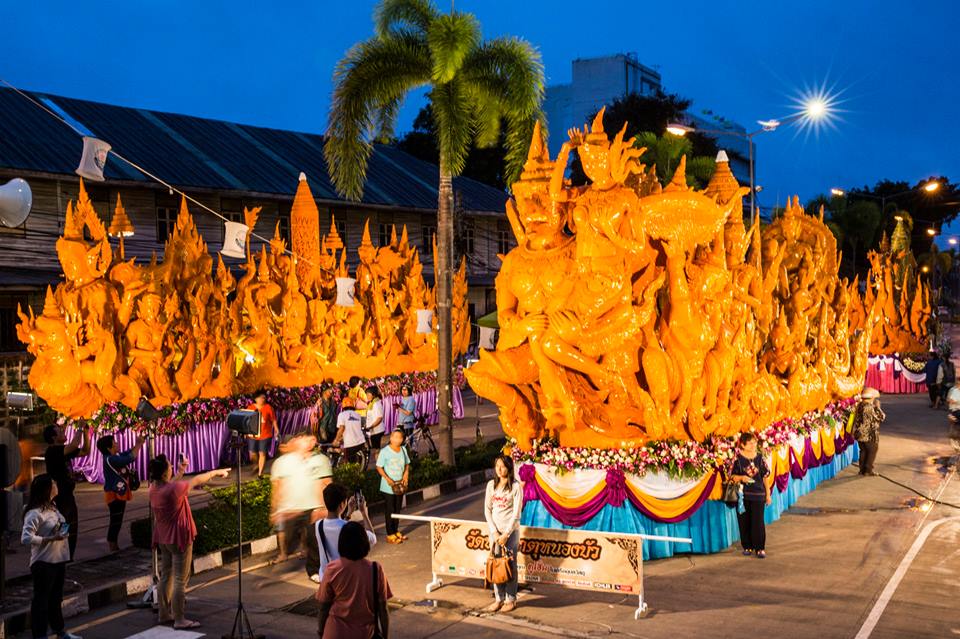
[{"xmin": 247, "ymin": 390, "xmax": 277, "ymax": 478}]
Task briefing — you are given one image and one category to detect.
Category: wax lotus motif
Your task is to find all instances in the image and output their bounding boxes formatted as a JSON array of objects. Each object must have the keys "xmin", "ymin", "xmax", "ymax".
[
  {"xmin": 17, "ymin": 176, "xmax": 470, "ymax": 418},
  {"xmin": 465, "ymin": 111, "xmax": 879, "ymax": 450}
]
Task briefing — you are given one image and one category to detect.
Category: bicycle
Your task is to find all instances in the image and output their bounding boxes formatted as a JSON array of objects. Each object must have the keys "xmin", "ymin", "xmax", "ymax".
[{"xmin": 405, "ymin": 413, "xmax": 438, "ymax": 459}]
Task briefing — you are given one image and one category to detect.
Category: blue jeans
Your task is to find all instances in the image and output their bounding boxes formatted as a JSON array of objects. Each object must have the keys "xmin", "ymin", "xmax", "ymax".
[{"xmin": 493, "ymin": 530, "xmax": 519, "ymax": 602}]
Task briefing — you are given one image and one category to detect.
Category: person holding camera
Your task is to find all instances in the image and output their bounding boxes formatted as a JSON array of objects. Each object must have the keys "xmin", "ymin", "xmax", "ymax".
[
  {"xmin": 315, "ymin": 483, "xmax": 378, "ymax": 580},
  {"xmin": 396, "ymin": 385, "xmax": 417, "ymax": 435},
  {"xmin": 22, "ymin": 474, "xmax": 82, "ymax": 639},
  {"xmin": 854, "ymin": 387, "xmax": 885, "ymax": 476},
  {"xmin": 97, "ymin": 433, "xmax": 146, "ymax": 552},
  {"xmin": 377, "ymin": 429, "xmax": 410, "ymax": 544},
  {"xmin": 43, "ymin": 423, "xmax": 90, "ymax": 560},
  {"xmin": 148, "ymin": 454, "xmax": 230, "ymax": 629}
]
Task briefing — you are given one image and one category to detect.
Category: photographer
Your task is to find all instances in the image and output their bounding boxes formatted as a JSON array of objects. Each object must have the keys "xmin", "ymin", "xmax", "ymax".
[
  {"xmin": 395, "ymin": 385, "xmax": 417, "ymax": 435},
  {"xmin": 314, "ymin": 483, "xmax": 377, "ymax": 580}
]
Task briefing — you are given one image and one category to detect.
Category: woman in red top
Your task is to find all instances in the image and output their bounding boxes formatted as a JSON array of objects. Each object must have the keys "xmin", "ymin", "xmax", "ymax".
[
  {"xmin": 247, "ymin": 390, "xmax": 277, "ymax": 478},
  {"xmin": 317, "ymin": 521, "xmax": 391, "ymax": 638},
  {"xmin": 148, "ymin": 454, "xmax": 229, "ymax": 629}
]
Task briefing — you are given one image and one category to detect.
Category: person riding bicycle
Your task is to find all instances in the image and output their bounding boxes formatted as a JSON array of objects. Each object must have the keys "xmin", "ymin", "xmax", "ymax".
[
  {"xmin": 332, "ymin": 398, "xmax": 366, "ymax": 465},
  {"xmin": 396, "ymin": 385, "xmax": 417, "ymax": 436}
]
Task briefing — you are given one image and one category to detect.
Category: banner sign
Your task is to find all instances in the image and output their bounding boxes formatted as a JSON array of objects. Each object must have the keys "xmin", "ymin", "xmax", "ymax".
[{"xmin": 429, "ymin": 520, "xmax": 643, "ymax": 595}]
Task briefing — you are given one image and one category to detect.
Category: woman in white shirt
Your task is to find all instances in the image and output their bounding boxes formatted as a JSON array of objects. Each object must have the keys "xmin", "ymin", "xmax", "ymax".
[
  {"xmin": 21, "ymin": 474, "xmax": 82, "ymax": 639},
  {"xmin": 364, "ymin": 386, "xmax": 385, "ymax": 452},
  {"xmin": 483, "ymin": 454, "xmax": 523, "ymax": 613}
]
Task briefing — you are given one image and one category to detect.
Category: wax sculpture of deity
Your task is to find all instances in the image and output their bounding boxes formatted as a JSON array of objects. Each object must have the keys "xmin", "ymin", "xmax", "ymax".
[{"xmin": 465, "ymin": 111, "xmax": 879, "ymax": 450}]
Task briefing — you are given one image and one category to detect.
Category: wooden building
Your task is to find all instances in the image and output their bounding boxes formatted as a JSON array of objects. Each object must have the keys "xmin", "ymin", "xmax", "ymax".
[{"xmin": 0, "ymin": 88, "xmax": 513, "ymax": 353}]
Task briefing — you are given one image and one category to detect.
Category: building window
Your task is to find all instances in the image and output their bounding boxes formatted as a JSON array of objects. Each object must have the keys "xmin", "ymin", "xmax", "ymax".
[
  {"xmin": 277, "ymin": 210, "xmax": 291, "ymax": 244},
  {"xmin": 463, "ymin": 220, "xmax": 475, "ymax": 254},
  {"xmin": 497, "ymin": 221, "xmax": 512, "ymax": 255},
  {"xmin": 336, "ymin": 219, "xmax": 347, "ymax": 247},
  {"xmin": 156, "ymin": 206, "xmax": 177, "ymax": 243},
  {"xmin": 422, "ymin": 224, "xmax": 437, "ymax": 253}
]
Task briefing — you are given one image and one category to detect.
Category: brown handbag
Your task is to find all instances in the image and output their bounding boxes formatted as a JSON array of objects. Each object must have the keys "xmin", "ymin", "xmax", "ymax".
[{"xmin": 484, "ymin": 543, "xmax": 514, "ymax": 587}]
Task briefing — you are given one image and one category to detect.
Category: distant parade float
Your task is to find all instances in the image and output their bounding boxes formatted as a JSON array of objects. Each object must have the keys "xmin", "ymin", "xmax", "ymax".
[
  {"xmin": 465, "ymin": 113, "xmax": 879, "ymax": 557},
  {"xmin": 16, "ymin": 174, "xmax": 469, "ymax": 477},
  {"xmin": 860, "ymin": 217, "xmax": 936, "ymax": 393}
]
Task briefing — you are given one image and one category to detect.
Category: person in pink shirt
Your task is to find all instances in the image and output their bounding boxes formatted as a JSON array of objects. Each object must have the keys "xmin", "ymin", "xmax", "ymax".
[{"xmin": 148, "ymin": 454, "xmax": 229, "ymax": 629}]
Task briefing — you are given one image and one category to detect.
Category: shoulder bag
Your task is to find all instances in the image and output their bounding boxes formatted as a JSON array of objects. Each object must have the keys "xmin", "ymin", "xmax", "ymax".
[
  {"xmin": 484, "ymin": 542, "xmax": 514, "ymax": 588},
  {"xmin": 371, "ymin": 561, "xmax": 385, "ymax": 639},
  {"xmin": 105, "ymin": 456, "xmax": 140, "ymax": 495}
]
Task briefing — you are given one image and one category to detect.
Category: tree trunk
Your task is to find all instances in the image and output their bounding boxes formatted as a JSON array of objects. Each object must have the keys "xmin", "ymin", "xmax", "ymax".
[{"xmin": 436, "ymin": 171, "xmax": 455, "ymax": 466}]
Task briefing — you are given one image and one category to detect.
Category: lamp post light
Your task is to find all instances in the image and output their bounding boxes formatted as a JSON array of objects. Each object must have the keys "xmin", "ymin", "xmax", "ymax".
[
  {"xmin": 829, "ymin": 180, "xmax": 942, "ymax": 219},
  {"xmin": 667, "ymin": 100, "xmax": 828, "ymax": 224}
]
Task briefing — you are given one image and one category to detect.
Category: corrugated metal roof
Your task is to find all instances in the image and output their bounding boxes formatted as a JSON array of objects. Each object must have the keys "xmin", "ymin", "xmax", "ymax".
[{"xmin": 0, "ymin": 87, "xmax": 508, "ymax": 212}]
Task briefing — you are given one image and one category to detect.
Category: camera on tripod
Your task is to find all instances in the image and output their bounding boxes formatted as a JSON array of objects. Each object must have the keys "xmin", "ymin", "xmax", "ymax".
[{"xmin": 226, "ymin": 410, "xmax": 261, "ymax": 437}]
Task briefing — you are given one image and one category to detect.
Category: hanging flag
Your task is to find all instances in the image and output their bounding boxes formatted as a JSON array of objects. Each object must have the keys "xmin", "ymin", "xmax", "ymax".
[
  {"xmin": 75, "ymin": 136, "xmax": 112, "ymax": 182},
  {"xmin": 220, "ymin": 221, "xmax": 249, "ymax": 258},
  {"xmin": 335, "ymin": 277, "xmax": 356, "ymax": 306},
  {"xmin": 478, "ymin": 326, "xmax": 497, "ymax": 350},
  {"xmin": 416, "ymin": 309, "xmax": 435, "ymax": 334}
]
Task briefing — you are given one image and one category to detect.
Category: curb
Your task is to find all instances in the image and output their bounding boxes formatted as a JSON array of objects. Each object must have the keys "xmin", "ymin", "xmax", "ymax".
[{"xmin": 0, "ymin": 467, "xmax": 494, "ymax": 637}]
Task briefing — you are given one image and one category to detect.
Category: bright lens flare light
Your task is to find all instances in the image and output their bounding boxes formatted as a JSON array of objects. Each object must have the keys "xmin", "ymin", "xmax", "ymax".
[
  {"xmin": 788, "ymin": 81, "xmax": 846, "ymax": 139},
  {"xmin": 924, "ymin": 181, "xmax": 941, "ymax": 193}
]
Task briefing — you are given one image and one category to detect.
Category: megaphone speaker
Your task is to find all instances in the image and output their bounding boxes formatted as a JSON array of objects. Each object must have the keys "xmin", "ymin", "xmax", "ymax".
[{"xmin": 0, "ymin": 178, "xmax": 32, "ymax": 228}]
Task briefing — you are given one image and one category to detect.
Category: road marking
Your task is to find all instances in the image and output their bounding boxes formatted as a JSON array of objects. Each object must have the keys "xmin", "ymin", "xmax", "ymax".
[{"xmin": 855, "ymin": 515, "xmax": 960, "ymax": 639}]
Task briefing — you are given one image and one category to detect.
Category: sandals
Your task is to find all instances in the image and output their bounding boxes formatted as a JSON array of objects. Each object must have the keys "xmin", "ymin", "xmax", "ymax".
[
  {"xmin": 742, "ymin": 549, "xmax": 753, "ymax": 556},
  {"xmin": 756, "ymin": 550, "xmax": 767, "ymax": 559},
  {"xmin": 174, "ymin": 620, "xmax": 201, "ymax": 629}
]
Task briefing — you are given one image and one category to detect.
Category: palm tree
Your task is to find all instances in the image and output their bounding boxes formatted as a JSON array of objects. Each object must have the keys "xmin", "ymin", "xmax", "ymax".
[
  {"xmin": 635, "ymin": 131, "xmax": 715, "ymax": 188},
  {"xmin": 325, "ymin": 0, "xmax": 544, "ymax": 465}
]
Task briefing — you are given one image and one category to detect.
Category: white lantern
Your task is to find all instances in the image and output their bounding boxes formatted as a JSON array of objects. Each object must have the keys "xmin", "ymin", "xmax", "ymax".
[
  {"xmin": 220, "ymin": 221, "xmax": 249, "ymax": 259},
  {"xmin": 478, "ymin": 326, "xmax": 497, "ymax": 350},
  {"xmin": 75, "ymin": 136, "xmax": 112, "ymax": 182},
  {"xmin": 416, "ymin": 309, "xmax": 434, "ymax": 334},
  {"xmin": 335, "ymin": 277, "xmax": 356, "ymax": 307}
]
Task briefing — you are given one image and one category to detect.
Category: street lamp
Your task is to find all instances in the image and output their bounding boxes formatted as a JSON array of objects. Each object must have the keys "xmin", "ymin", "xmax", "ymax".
[
  {"xmin": 828, "ymin": 179, "xmax": 942, "ymax": 219},
  {"xmin": 927, "ymin": 228, "xmax": 937, "ymax": 237},
  {"xmin": 667, "ymin": 98, "xmax": 829, "ymax": 223}
]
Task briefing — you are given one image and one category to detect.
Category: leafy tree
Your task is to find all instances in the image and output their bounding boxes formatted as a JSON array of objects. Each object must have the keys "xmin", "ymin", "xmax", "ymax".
[
  {"xmin": 809, "ymin": 194, "xmax": 882, "ymax": 279},
  {"xmin": 568, "ymin": 92, "xmax": 720, "ymax": 185},
  {"xmin": 324, "ymin": 0, "xmax": 543, "ymax": 465},
  {"xmin": 634, "ymin": 132, "xmax": 715, "ymax": 188},
  {"xmin": 396, "ymin": 104, "xmax": 511, "ymax": 189}
]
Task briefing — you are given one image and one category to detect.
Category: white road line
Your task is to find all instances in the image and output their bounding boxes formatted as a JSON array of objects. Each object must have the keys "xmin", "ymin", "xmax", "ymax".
[{"xmin": 855, "ymin": 515, "xmax": 960, "ymax": 639}]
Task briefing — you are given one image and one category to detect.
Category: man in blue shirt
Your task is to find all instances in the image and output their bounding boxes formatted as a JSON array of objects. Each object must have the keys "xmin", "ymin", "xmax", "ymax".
[{"xmin": 925, "ymin": 351, "xmax": 944, "ymax": 408}]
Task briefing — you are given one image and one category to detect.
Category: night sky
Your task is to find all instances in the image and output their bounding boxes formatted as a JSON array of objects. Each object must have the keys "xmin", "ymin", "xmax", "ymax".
[{"xmin": 4, "ymin": 0, "xmax": 959, "ymax": 216}]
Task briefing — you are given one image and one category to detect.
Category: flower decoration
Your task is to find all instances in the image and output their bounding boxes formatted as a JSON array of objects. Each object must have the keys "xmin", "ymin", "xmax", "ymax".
[
  {"xmin": 511, "ymin": 400, "xmax": 856, "ymax": 480},
  {"xmin": 63, "ymin": 368, "xmax": 466, "ymax": 436}
]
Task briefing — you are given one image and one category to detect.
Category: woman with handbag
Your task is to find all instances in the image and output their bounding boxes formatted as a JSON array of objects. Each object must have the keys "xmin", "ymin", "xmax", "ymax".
[
  {"xmin": 375, "ymin": 429, "xmax": 410, "ymax": 544},
  {"xmin": 96, "ymin": 433, "xmax": 145, "ymax": 552},
  {"xmin": 483, "ymin": 454, "xmax": 522, "ymax": 613},
  {"xmin": 317, "ymin": 521, "xmax": 391, "ymax": 638},
  {"xmin": 730, "ymin": 432, "xmax": 771, "ymax": 558}
]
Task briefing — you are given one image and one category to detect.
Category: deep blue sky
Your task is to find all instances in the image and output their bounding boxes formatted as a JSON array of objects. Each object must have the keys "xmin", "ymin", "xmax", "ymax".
[{"xmin": 4, "ymin": 0, "xmax": 958, "ymax": 211}]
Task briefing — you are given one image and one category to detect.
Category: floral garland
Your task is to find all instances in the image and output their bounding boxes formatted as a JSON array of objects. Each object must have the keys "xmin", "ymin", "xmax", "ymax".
[
  {"xmin": 62, "ymin": 368, "xmax": 466, "ymax": 437},
  {"xmin": 510, "ymin": 398, "xmax": 857, "ymax": 480}
]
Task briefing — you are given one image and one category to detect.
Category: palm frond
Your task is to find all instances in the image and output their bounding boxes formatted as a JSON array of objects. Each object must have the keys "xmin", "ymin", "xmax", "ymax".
[
  {"xmin": 325, "ymin": 35, "xmax": 431, "ymax": 199},
  {"xmin": 431, "ymin": 80, "xmax": 474, "ymax": 176},
  {"xmin": 459, "ymin": 37, "xmax": 544, "ymax": 184},
  {"xmin": 374, "ymin": 0, "xmax": 437, "ymax": 38},
  {"xmin": 467, "ymin": 87, "xmax": 501, "ymax": 149},
  {"xmin": 427, "ymin": 13, "xmax": 480, "ymax": 83}
]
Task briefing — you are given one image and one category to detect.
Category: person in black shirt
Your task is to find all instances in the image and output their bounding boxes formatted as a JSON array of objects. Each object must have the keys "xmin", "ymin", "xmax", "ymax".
[
  {"xmin": 43, "ymin": 423, "xmax": 90, "ymax": 560},
  {"xmin": 731, "ymin": 432, "xmax": 771, "ymax": 558}
]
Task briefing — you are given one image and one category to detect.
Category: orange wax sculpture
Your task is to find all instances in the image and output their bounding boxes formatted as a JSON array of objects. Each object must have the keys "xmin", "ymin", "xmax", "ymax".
[
  {"xmin": 852, "ymin": 217, "xmax": 933, "ymax": 355},
  {"xmin": 17, "ymin": 176, "xmax": 469, "ymax": 418},
  {"xmin": 465, "ymin": 112, "xmax": 879, "ymax": 450}
]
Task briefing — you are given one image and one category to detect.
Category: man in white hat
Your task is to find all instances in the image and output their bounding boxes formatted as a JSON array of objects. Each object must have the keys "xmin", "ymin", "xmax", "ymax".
[{"xmin": 853, "ymin": 387, "xmax": 884, "ymax": 476}]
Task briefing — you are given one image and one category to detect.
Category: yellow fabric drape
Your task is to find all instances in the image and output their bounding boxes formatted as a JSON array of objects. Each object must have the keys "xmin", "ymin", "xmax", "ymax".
[{"xmin": 626, "ymin": 472, "xmax": 716, "ymax": 519}]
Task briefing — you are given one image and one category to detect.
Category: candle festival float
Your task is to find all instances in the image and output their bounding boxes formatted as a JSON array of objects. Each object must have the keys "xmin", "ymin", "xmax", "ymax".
[
  {"xmin": 16, "ymin": 174, "xmax": 470, "ymax": 481},
  {"xmin": 860, "ymin": 215, "xmax": 937, "ymax": 393},
  {"xmin": 465, "ymin": 112, "xmax": 888, "ymax": 557}
]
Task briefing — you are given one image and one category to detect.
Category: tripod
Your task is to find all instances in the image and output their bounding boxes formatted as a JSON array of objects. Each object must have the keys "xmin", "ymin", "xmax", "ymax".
[{"xmin": 224, "ymin": 433, "xmax": 264, "ymax": 639}]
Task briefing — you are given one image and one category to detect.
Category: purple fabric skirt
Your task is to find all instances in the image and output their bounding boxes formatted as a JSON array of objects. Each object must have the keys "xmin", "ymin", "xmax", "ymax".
[{"xmin": 69, "ymin": 387, "xmax": 463, "ymax": 483}]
